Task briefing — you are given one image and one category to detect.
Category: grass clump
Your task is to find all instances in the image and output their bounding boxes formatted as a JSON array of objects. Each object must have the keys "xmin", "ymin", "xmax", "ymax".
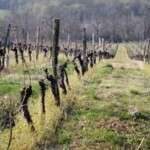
[{"xmin": 58, "ymin": 129, "xmax": 72, "ymax": 145}]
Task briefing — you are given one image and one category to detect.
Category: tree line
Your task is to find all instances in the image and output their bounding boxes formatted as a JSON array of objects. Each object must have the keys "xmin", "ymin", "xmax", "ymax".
[{"xmin": 0, "ymin": 0, "xmax": 150, "ymax": 42}]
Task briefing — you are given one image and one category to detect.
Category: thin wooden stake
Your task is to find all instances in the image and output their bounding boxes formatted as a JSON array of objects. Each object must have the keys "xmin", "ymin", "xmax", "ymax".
[
  {"xmin": 82, "ymin": 27, "xmax": 88, "ymax": 75},
  {"xmin": 36, "ymin": 27, "xmax": 40, "ymax": 60},
  {"xmin": 83, "ymin": 28, "xmax": 87, "ymax": 59}
]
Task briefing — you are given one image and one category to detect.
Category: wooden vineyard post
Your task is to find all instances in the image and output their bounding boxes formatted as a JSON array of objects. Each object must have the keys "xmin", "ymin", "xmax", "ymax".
[
  {"xmin": 92, "ymin": 33, "xmax": 95, "ymax": 50},
  {"xmin": 82, "ymin": 27, "xmax": 87, "ymax": 75},
  {"xmin": 147, "ymin": 39, "xmax": 150, "ymax": 64},
  {"xmin": 143, "ymin": 41, "xmax": 146, "ymax": 63},
  {"xmin": 52, "ymin": 19, "xmax": 60, "ymax": 106},
  {"xmin": 22, "ymin": 28, "xmax": 27, "ymax": 46},
  {"xmin": 99, "ymin": 37, "xmax": 101, "ymax": 48},
  {"xmin": 67, "ymin": 33, "xmax": 70, "ymax": 49},
  {"xmin": 102, "ymin": 38, "xmax": 105, "ymax": 51},
  {"xmin": 2, "ymin": 24, "xmax": 11, "ymax": 69},
  {"xmin": 83, "ymin": 28, "xmax": 87, "ymax": 59},
  {"xmin": 36, "ymin": 27, "xmax": 40, "ymax": 60}
]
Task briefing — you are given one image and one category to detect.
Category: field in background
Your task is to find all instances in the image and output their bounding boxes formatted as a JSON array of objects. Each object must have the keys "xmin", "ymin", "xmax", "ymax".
[{"xmin": 0, "ymin": 9, "xmax": 10, "ymax": 21}]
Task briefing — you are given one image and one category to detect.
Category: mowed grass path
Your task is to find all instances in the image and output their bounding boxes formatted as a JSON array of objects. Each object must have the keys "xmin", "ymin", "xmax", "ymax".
[{"xmin": 56, "ymin": 46, "xmax": 150, "ymax": 150}]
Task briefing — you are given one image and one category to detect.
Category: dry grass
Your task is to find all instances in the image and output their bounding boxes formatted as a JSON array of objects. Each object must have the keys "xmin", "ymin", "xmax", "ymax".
[
  {"xmin": 109, "ymin": 45, "xmax": 144, "ymax": 69},
  {"xmin": 0, "ymin": 50, "xmax": 81, "ymax": 149}
]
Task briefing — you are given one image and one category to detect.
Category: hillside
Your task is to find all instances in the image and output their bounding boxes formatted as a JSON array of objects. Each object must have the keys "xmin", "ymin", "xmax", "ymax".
[{"xmin": 0, "ymin": 0, "xmax": 150, "ymax": 41}]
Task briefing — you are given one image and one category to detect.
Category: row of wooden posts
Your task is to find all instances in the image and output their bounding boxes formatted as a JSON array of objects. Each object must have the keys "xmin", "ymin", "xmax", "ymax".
[
  {"xmin": 2, "ymin": 19, "xmax": 117, "ymax": 136},
  {"xmin": 19, "ymin": 19, "xmax": 101, "ymax": 132},
  {"xmin": 1, "ymin": 19, "xmax": 119, "ymax": 150},
  {"xmin": 0, "ymin": 21, "xmax": 112, "ymax": 71}
]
